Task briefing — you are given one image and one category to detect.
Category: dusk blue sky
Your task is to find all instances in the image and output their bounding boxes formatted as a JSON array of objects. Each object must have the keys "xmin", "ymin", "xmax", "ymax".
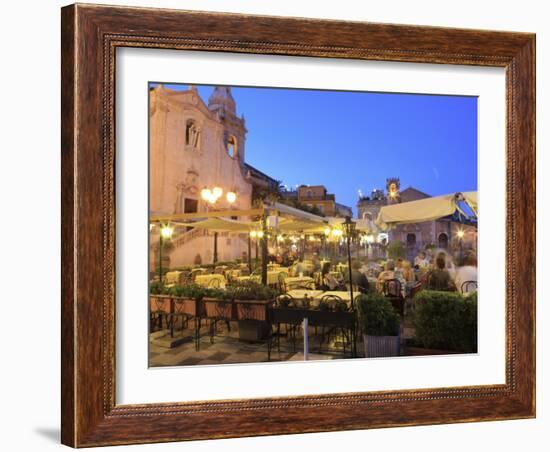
[{"xmin": 152, "ymin": 83, "xmax": 477, "ymax": 216}]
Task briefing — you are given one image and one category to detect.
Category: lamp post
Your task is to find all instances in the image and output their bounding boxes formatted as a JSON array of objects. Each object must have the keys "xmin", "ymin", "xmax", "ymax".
[
  {"xmin": 456, "ymin": 228, "xmax": 465, "ymax": 262},
  {"xmin": 158, "ymin": 224, "xmax": 174, "ymax": 283},
  {"xmin": 200, "ymin": 185, "xmax": 237, "ymax": 265},
  {"xmin": 343, "ymin": 216, "xmax": 357, "ymax": 358},
  {"xmin": 342, "ymin": 216, "xmax": 356, "ymax": 309}
]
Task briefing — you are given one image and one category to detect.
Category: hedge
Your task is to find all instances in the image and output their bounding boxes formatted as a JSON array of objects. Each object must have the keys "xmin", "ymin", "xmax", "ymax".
[{"xmin": 414, "ymin": 290, "xmax": 477, "ymax": 353}]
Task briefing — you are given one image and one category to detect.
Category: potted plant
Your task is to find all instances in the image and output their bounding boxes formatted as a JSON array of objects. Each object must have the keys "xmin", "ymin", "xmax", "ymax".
[
  {"xmin": 357, "ymin": 293, "xmax": 401, "ymax": 358},
  {"xmin": 231, "ymin": 281, "xmax": 278, "ymax": 341}
]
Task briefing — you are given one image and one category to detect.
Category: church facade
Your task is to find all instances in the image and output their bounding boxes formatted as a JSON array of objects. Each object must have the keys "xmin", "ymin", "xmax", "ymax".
[
  {"xmin": 149, "ymin": 85, "xmax": 257, "ymax": 268},
  {"xmin": 357, "ymin": 178, "xmax": 477, "ymax": 262}
]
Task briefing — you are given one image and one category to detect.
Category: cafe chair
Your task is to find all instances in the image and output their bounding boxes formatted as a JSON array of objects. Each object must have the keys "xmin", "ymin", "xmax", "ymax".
[
  {"xmin": 316, "ymin": 295, "xmax": 353, "ymax": 356},
  {"xmin": 270, "ymin": 294, "xmax": 301, "ymax": 355},
  {"xmin": 460, "ymin": 280, "xmax": 478, "ymax": 294},
  {"xmin": 382, "ymin": 279, "xmax": 404, "ymax": 316}
]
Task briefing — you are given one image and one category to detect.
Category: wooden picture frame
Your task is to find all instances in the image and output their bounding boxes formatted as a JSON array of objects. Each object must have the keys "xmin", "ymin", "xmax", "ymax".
[{"xmin": 61, "ymin": 3, "xmax": 535, "ymax": 447}]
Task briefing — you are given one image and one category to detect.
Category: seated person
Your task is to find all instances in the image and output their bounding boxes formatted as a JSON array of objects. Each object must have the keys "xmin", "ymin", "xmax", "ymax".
[
  {"xmin": 454, "ymin": 251, "xmax": 478, "ymax": 293},
  {"xmin": 427, "ymin": 256, "xmax": 456, "ymax": 291},
  {"xmin": 320, "ymin": 262, "xmax": 345, "ymax": 291},
  {"xmin": 350, "ymin": 260, "xmax": 370, "ymax": 294},
  {"xmin": 401, "ymin": 260, "xmax": 415, "ymax": 282},
  {"xmin": 291, "ymin": 260, "xmax": 310, "ymax": 277},
  {"xmin": 414, "ymin": 251, "xmax": 429, "ymax": 268},
  {"xmin": 376, "ymin": 259, "xmax": 396, "ymax": 292}
]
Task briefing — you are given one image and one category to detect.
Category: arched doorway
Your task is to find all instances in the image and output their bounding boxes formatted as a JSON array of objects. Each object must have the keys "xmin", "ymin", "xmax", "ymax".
[
  {"xmin": 406, "ymin": 233, "xmax": 417, "ymax": 261},
  {"xmin": 438, "ymin": 232, "xmax": 449, "ymax": 249}
]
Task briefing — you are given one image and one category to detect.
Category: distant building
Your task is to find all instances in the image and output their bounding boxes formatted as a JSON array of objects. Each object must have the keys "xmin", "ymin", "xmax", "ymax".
[
  {"xmin": 244, "ymin": 162, "xmax": 281, "ymax": 200},
  {"xmin": 285, "ymin": 184, "xmax": 352, "ymax": 217},
  {"xmin": 357, "ymin": 178, "xmax": 477, "ymax": 261}
]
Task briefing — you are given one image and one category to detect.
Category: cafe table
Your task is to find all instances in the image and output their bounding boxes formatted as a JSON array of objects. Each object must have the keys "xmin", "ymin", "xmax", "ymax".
[
  {"xmin": 311, "ymin": 290, "xmax": 353, "ymax": 307},
  {"xmin": 194, "ymin": 273, "xmax": 226, "ymax": 288},
  {"xmin": 284, "ymin": 276, "xmax": 315, "ymax": 290},
  {"xmin": 286, "ymin": 289, "xmax": 324, "ymax": 306},
  {"xmin": 237, "ymin": 270, "xmax": 288, "ymax": 286}
]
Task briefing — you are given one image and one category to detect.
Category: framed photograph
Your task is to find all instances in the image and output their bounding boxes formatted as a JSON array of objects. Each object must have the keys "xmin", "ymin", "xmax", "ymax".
[{"xmin": 61, "ymin": 3, "xmax": 535, "ymax": 447}]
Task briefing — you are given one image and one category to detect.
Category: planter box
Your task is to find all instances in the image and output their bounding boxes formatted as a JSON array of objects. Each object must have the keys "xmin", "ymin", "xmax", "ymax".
[
  {"xmin": 172, "ymin": 296, "xmax": 201, "ymax": 317},
  {"xmin": 235, "ymin": 299, "xmax": 272, "ymax": 342},
  {"xmin": 363, "ymin": 334, "xmax": 400, "ymax": 358},
  {"xmin": 237, "ymin": 319, "xmax": 270, "ymax": 342}
]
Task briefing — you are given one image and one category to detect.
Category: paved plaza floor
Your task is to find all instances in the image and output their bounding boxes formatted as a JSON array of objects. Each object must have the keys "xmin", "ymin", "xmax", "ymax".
[{"xmin": 148, "ymin": 313, "xmax": 418, "ymax": 367}]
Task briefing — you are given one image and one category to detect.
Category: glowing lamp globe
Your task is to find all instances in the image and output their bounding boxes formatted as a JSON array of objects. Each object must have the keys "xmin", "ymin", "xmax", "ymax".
[
  {"xmin": 212, "ymin": 186, "xmax": 223, "ymax": 199},
  {"xmin": 226, "ymin": 191, "xmax": 237, "ymax": 204},
  {"xmin": 160, "ymin": 225, "xmax": 174, "ymax": 239}
]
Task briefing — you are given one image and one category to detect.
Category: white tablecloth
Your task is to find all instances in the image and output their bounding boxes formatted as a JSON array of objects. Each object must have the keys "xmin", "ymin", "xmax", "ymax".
[{"xmin": 195, "ymin": 274, "xmax": 226, "ymax": 288}]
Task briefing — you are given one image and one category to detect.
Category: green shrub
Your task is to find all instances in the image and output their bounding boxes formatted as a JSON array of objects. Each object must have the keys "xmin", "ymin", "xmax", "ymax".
[
  {"xmin": 387, "ymin": 241, "xmax": 405, "ymax": 260},
  {"xmin": 357, "ymin": 293, "xmax": 400, "ymax": 336},
  {"xmin": 226, "ymin": 280, "xmax": 278, "ymax": 301},
  {"xmin": 149, "ymin": 281, "xmax": 167, "ymax": 295},
  {"xmin": 169, "ymin": 284, "xmax": 205, "ymax": 299},
  {"xmin": 414, "ymin": 290, "xmax": 477, "ymax": 353}
]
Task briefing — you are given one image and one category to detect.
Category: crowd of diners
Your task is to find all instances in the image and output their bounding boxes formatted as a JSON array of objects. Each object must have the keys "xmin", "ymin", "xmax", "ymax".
[{"xmin": 266, "ymin": 246, "xmax": 478, "ymax": 298}]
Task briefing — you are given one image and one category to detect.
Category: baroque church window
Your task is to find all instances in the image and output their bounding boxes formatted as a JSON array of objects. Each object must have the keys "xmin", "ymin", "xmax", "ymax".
[
  {"xmin": 185, "ymin": 120, "xmax": 201, "ymax": 149},
  {"xmin": 362, "ymin": 212, "xmax": 373, "ymax": 221},
  {"xmin": 226, "ymin": 134, "xmax": 238, "ymax": 158}
]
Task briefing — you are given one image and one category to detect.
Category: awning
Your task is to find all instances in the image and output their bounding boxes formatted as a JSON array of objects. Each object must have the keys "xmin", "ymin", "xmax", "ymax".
[
  {"xmin": 173, "ymin": 217, "xmax": 258, "ymax": 233},
  {"xmin": 376, "ymin": 191, "xmax": 477, "ymax": 229}
]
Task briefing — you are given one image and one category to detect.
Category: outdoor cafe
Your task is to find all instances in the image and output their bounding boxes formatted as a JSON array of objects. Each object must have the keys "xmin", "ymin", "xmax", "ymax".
[{"xmin": 149, "ymin": 193, "xmax": 478, "ymax": 362}]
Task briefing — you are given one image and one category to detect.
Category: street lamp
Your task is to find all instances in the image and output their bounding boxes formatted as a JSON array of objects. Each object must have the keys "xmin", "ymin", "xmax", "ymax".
[
  {"xmin": 158, "ymin": 224, "xmax": 173, "ymax": 283},
  {"xmin": 456, "ymin": 228, "xmax": 465, "ymax": 261},
  {"xmin": 201, "ymin": 186, "xmax": 239, "ymax": 264},
  {"xmin": 342, "ymin": 216, "xmax": 357, "ymax": 357},
  {"xmin": 342, "ymin": 216, "xmax": 356, "ymax": 309}
]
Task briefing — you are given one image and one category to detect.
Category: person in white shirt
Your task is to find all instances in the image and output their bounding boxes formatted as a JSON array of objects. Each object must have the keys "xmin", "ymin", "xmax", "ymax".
[
  {"xmin": 454, "ymin": 252, "xmax": 478, "ymax": 294},
  {"xmin": 414, "ymin": 251, "xmax": 429, "ymax": 269}
]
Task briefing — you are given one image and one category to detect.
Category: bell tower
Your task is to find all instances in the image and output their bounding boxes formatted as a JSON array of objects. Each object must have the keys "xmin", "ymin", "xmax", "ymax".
[
  {"xmin": 208, "ymin": 86, "xmax": 247, "ymax": 164},
  {"xmin": 386, "ymin": 177, "xmax": 401, "ymax": 204}
]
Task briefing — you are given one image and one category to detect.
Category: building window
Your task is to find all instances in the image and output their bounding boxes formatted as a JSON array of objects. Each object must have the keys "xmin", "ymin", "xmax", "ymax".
[
  {"xmin": 362, "ymin": 212, "xmax": 373, "ymax": 221},
  {"xmin": 438, "ymin": 232, "xmax": 449, "ymax": 249},
  {"xmin": 185, "ymin": 120, "xmax": 200, "ymax": 149},
  {"xmin": 226, "ymin": 134, "xmax": 237, "ymax": 158},
  {"xmin": 406, "ymin": 233, "xmax": 416, "ymax": 248},
  {"xmin": 306, "ymin": 189, "xmax": 313, "ymax": 198}
]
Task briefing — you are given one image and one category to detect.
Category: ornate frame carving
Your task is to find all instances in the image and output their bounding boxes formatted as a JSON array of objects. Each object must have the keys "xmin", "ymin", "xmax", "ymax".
[{"xmin": 61, "ymin": 4, "xmax": 535, "ymax": 447}]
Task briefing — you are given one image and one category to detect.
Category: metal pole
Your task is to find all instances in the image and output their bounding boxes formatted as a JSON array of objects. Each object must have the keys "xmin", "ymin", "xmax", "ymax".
[
  {"xmin": 261, "ymin": 215, "xmax": 268, "ymax": 286},
  {"xmin": 213, "ymin": 231, "xmax": 218, "ymax": 265},
  {"xmin": 158, "ymin": 234, "xmax": 163, "ymax": 283},
  {"xmin": 247, "ymin": 234, "xmax": 252, "ymax": 273},
  {"xmin": 347, "ymin": 233, "xmax": 354, "ymax": 310},
  {"xmin": 303, "ymin": 317, "xmax": 309, "ymax": 361}
]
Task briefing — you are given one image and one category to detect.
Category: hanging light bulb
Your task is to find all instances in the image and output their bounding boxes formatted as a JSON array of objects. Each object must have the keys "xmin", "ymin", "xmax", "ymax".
[
  {"xmin": 256, "ymin": 230, "xmax": 264, "ymax": 239},
  {"xmin": 160, "ymin": 224, "xmax": 174, "ymax": 239},
  {"xmin": 208, "ymin": 192, "xmax": 218, "ymax": 204},
  {"xmin": 212, "ymin": 186, "xmax": 223, "ymax": 199},
  {"xmin": 201, "ymin": 188, "xmax": 211, "ymax": 201},
  {"xmin": 226, "ymin": 191, "xmax": 237, "ymax": 204},
  {"xmin": 249, "ymin": 230, "xmax": 257, "ymax": 238}
]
